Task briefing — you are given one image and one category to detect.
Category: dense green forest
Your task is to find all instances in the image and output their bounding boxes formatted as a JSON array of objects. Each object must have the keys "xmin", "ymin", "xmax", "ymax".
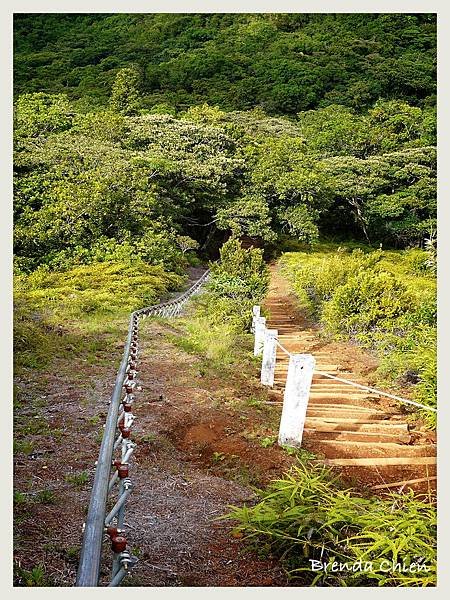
[
  {"xmin": 14, "ymin": 95, "xmax": 436, "ymax": 274},
  {"xmin": 14, "ymin": 14, "xmax": 436, "ymax": 114},
  {"xmin": 14, "ymin": 13, "xmax": 437, "ymax": 275}
]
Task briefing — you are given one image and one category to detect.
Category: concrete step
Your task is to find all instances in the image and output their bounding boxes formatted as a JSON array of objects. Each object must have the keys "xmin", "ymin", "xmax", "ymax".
[
  {"xmin": 307, "ymin": 400, "xmax": 384, "ymax": 416},
  {"xmin": 321, "ymin": 456, "xmax": 437, "ymax": 467},
  {"xmin": 303, "ymin": 429, "xmax": 411, "ymax": 444},
  {"xmin": 313, "ymin": 375, "xmax": 375, "ymax": 382},
  {"xmin": 307, "ymin": 393, "xmax": 379, "ymax": 404},
  {"xmin": 306, "ymin": 409, "xmax": 388, "ymax": 419},
  {"xmin": 305, "ymin": 416, "xmax": 407, "ymax": 427},
  {"xmin": 303, "ymin": 420, "xmax": 409, "ymax": 434},
  {"xmin": 276, "ymin": 365, "xmax": 341, "ymax": 372},
  {"xmin": 268, "ymin": 385, "xmax": 366, "ymax": 395},
  {"xmin": 309, "ymin": 440, "xmax": 435, "ymax": 459},
  {"xmin": 310, "ymin": 381, "xmax": 365, "ymax": 386},
  {"xmin": 306, "ymin": 402, "xmax": 381, "ymax": 412}
]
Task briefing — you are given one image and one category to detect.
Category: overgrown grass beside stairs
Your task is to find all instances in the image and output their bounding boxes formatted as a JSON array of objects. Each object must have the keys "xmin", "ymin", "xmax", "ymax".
[
  {"xmin": 226, "ymin": 461, "xmax": 436, "ymax": 587},
  {"xmin": 280, "ymin": 243, "xmax": 437, "ymax": 427},
  {"xmin": 14, "ymin": 260, "xmax": 184, "ymax": 372}
]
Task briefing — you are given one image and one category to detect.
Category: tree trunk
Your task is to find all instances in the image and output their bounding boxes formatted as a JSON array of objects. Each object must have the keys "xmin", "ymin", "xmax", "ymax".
[
  {"xmin": 349, "ymin": 198, "xmax": 370, "ymax": 243},
  {"xmin": 200, "ymin": 223, "xmax": 217, "ymax": 250}
]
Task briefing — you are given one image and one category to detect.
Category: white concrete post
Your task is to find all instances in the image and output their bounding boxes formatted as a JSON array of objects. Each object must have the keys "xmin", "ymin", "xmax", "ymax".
[
  {"xmin": 251, "ymin": 305, "xmax": 261, "ymax": 333},
  {"xmin": 253, "ymin": 316, "xmax": 266, "ymax": 356},
  {"xmin": 261, "ymin": 329, "xmax": 278, "ymax": 387},
  {"xmin": 278, "ymin": 353, "xmax": 316, "ymax": 448}
]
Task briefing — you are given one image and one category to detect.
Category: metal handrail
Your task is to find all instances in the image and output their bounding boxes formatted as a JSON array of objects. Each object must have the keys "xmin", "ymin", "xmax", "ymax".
[{"xmin": 76, "ymin": 269, "xmax": 210, "ymax": 587}]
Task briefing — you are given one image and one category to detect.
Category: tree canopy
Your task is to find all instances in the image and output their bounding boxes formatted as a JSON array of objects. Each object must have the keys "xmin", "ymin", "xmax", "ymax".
[
  {"xmin": 13, "ymin": 13, "xmax": 436, "ymax": 273},
  {"xmin": 14, "ymin": 14, "xmax": 436, "ymax": 115}
]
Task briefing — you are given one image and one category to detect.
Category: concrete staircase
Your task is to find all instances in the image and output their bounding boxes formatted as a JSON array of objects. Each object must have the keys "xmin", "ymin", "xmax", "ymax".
[{"xmin": 264, "ymin": 266, "xmax": 436, "ymax": 491}]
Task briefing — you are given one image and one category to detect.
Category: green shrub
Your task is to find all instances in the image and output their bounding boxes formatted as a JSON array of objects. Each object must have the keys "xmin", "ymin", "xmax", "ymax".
[
  {"xmin": 29, "ymin": 230, "xmax": 187, "ymax": 275},
  {"xmin": 207, "ymin": 237, "xmax": 269, "ymax": 330},
  {"xmin": 404, "ymin": 248, "xmax": 430, "ymax": 275},
  {"xmin": 226, "ymin": 463, "xmax": 436, "ymax": 586},
  {"xmin": 172, "ymin": 238, "xmax": 269, "ymax": 367},
  {"xmin": 322, "ymin": 271, "xmax": 413, "ymax": 338},
  {"xmin": 286, "ymin": 248, "xmax": 383, "ymax": 315},
  {"xmin": 212, "ymin": 237, "xmax": 269, "ymax": 297},
  {"xmin": 281, "ymin": 244, "xmax": 437, "ymax": 424}
]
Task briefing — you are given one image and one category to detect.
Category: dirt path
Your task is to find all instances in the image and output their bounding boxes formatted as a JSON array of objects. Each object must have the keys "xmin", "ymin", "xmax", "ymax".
[
  {"xmin": 263, "ymin": 263, "xmax": 436, "ymax": 493},
  {"xmin": 113, "ymin": 319, "xmax": 291, "ymax": 586}
]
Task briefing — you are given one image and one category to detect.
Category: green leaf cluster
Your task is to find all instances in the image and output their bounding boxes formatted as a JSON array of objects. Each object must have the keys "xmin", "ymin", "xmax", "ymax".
[
  {"xmin": 226, "ymin": 462, "xmax": 436, "ymax": 586},
  {"xmin": 282, "ymin": 245, "xmax": 436, "ymax": 422}
]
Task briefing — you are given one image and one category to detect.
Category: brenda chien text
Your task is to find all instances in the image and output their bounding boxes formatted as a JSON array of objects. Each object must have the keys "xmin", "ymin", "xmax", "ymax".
[{"xmin": 310, "ymin": 559, "xmax": 430, "ymax": 573}]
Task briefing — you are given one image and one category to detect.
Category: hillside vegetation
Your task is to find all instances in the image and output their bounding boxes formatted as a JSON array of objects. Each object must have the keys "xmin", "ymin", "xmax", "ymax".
[
  {"xmin": 13, "ymin": 13, "xmax": 437, "ymax": 430},
  {"xmin": 14, "ymin": 95, "xmax": 436, "ymax": 275},
  {"xmin": 281, "ymin": 243, "xmax": 436, "ymax": 425},
  {"xmin": 12, "ymin": 12, "xmax": 437, "ymax": 272},
  {"xmin": 14, "ymin": 14, "xmax": 436, "ymax": 114},
  {"xmin": 13, "ymin": 14, "xmax": 437, "ymax": 588}
]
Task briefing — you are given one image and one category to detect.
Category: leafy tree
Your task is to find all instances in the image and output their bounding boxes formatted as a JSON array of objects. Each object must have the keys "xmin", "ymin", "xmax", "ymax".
[
  {"xmin": 215, "ymin": 195, "xmax": 276, "ymax": 242},
  {"xmin": 13, "ymin": 88, "xmax": 436, "ymax": 273},
  {"xmin": 277, "ymin": 205, "xmax": 319, "ymax": 243},
  {"xmin": 182, "ymin": 103, "xmax": 227, "ymax": 124},
  {"xmin": 72, "ymin": 110, "xmax": 129, "ymax": 143},
  {"xmin": 14, "ymin": 93, "xmax": 72, "ymax": 139},
  {"xmin": 109, "ymin": 66, "xmax": 142, "ymax": 115},
  {"xmin": 319, "ymin": 146, "xmax": 436, "ymax": 245},
  {"xmin": 175, "ymin": 235, "xmax": 200, "ymax": 254},
  {"xmin": 297, "ymin": 104, "xmax": 369, "ymax": 158},
  {"xmin": 367, "ymin": 99, "xmax": 425, "ymax": 152}
]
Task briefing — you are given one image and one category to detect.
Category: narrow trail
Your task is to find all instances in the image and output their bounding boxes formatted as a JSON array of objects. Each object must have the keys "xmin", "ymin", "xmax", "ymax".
[
  {"xmin": 264, "ymin": 263, "xmax": 437, "ymax": 492},
  {"xmin": 117, "ymin": 318, "xmax": 290, "ymax": 586}
]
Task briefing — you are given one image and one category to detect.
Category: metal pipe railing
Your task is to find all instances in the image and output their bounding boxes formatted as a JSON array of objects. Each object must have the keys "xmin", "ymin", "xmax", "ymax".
[
  {"xmin": 76, "ymin": 269, "xmax": 209, "ymax": 586},
  {"xmin": 76, "ymin": 313, "xmax": 135, "ymax": 587}
]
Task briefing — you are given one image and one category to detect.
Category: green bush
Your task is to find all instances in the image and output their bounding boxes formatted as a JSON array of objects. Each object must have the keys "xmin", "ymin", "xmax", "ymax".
[
  {"xmin": 173, "ymin": 238, "xmax": 269, "ymax": 367},
  {"xmin": 404, "ymin": 248, "xmax": 431, "ymax": 275},
  {"xmin": 13, "ymin": 294, "xmax": 70, "ymax": 370},
  {"xmin": 16, "ymin": 261, "xmax": 183, "ymax": 317},
  {"xmin": 281, "ymin": 245, "xmax": 437, "ymax": 423},
  {"xmin": 207, "ymin": 237, "xmax": 269, "ymax": 331},
  {"xmin": 322, "ymin": 271, "xmax": 413, "ymax": 338},
  {"xmin": 226, "ymin": 462, "xmax": 436, "ymax": 586},
  {"xmin": 22, "ymin": 230, "xmax": 187, "ymax": 276},
  {"xmin": 286, "ymin": 249, "xmax": 383, "ymax": 315}
]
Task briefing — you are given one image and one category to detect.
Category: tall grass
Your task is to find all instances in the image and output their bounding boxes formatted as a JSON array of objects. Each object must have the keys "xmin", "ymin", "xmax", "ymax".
[
  {"xmin": 226, "ymin": 462, "xmax": 436, "ymax": 586},
  {"xmin": 281, "ymin": 244, "xmax": 437, "ymax": 426},
  {"xmin": 173, "ymin": 314, "xmax": 248, "ymax": 369},
  {"xmin": 171, "ymin": 238, "xmax": 269, "ymax": 369},
  {"xmin": 14, "ymin": 260, "xmax": 184, "ymax": 371}
]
